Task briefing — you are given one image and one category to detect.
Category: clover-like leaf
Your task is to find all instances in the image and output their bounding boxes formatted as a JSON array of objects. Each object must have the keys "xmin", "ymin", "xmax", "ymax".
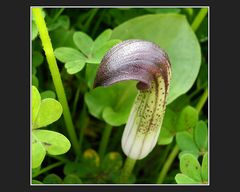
[
  {"xmin": 111, "ymin": 14, "xmax": 201, "ymax": 104},
  {"xmin": 176, "ymin": 105, "xmax": 198, "ymax": 132},
  {"xmin": 32, "ymin": 133, "xmax": 46, "ymax": 169},
  {"xmin": 176, "ymin": 131, "xmax": 199, "ymax": 157},
  {"xmin": 32, "ymin": 51, "xmax": 44, "ymax": 68},
  {"xmin": 32, "ymin": 86, "xmax": 41, "ymax": 123},
  {"xmin": 65, "ymin": 60, "xmax": 86, "ymax": 74},
  {"xmin": 93, "ymin": 29, "xmax": 113, "ymax": 52},
  {"xmin": 40, "ymin": 90, "xmax": 56, "ymax": 99},
  {"xmin": 194, "ymin": 120, "xmax": 208, "ymax": 153},
  {"xmin": 73, "ymin": 31, "xmax": 94, "ymax": 57},
  {"xmin": 179, "ymin": 153, "xmax": 202, "ymax": 182},
  {"xmin": 33, "ymin": 98, "xmax": 63, "ymax": 129},
  {"xmin": 175, "ymin": 173, "xmax": 200, "ymax": 184},
  {"xmin": 54, "ymin": 47, "xmax": 86, "ymax": 63},
  {"xmin": 32, "ymin": 130, "xmax": 71, "ymax": 155},
  {"xmin": 85, "ymin": 81, "xmax": 137, "ymax": 126}
]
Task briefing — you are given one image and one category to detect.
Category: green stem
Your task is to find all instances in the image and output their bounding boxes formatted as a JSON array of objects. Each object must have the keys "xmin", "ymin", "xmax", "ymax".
[
  {"xmin": 32, "ymin": 8, "xmax": 80, "ymax": 156},
  {"xmin": 156, "ymin": 145, "xmax": 179, "ymax": 183},
  {"xmin": 32, "ymin": 161, "xmax": 64, "ymax": 178},
  {"xmin": 191, "ymin": 8, "xmax": 208, "ymax": 32},
  {"xmin": 72, "ymin": 87, "xmax": 81, "ymax": 118},
  {"xmin": 119, "ymin": 157, "xmax": 136, "ymax": 183},
  {"xmin": 196, "ymin": 87, "xmax": 208, "ymax": 113},
  {"xmin": 83, "ymin": 8, "xmax": 98, "ymax": 32},
  {"xmin": 98, "ymin": 124, "xmax": 113, "ymax": 159},
  {"xmin": 51, "ymin": 8, "xmax": 64, "ymax": 23}
]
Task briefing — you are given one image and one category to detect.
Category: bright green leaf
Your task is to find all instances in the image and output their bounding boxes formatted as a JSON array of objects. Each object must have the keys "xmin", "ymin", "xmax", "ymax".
[
  {"xmin": 43, "ymin": 174, "xmax": 62, "ymax": 184},
  {"xmin": 111, "ymin": 14, "xmax": 201, "ymax": 104},
  {"xmin": 65, "ymin": 60, "xmax": 86, "ymax": 74},
  {"xmin": 33, "ymin": 98, "xmax": 62, "ymax": 129},
  {"xmin": 175, "ymin": 173, "xmax": 200, "ymax": 184},
  {"xmin": 73, "ymin": 31, "xmax": 94, "ymax": 57},
  {"xmin": 32, "ymin": 86, "xmax": 41, "ymax": 124},
  {"xmin": 176, "ymin": 131, "xmax": 199, "ymax": 157},
  {"xmin": 201, "ymin": 153, "xmax": 208, "ymax": 182},
  {"xmin": 176, "ymin": 105, "xmax": 198, "ymax": 132},
  {"xmin": 194, "ymin": 120, "xmax": 208, "ymax": 152},
  {"xmin": 32, "ymin": 75, "xmax": 39, "ymax": 87},
  {"xmin": 93, "ymin": 29, "xmax": 113, "ymax": 52},
  {"xmin": 54, "ymin": 47, "xmax": 86, "ymax": 63},
  {"xmin": 179, "ymin": 153, "xmax": 202, "ymax": 182},
  {"xmin": 32, "ymin": 130, "xmax": 71, "ymax": 155},
  {"xmin": 32, "ymin": 133, "xmax": 46, "ymax": 169}
]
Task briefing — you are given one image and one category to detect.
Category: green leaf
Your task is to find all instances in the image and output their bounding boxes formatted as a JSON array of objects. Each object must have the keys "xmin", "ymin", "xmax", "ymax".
[
  {"xmin": 65, "ymin": 60, "xmax": 86, "ymax": 74},
  {"xmin": 63, "ymin": 175, "xmax": 82, "ymax": 184},
  {"xmin": 176, "ymin": 131, "xmax": 199, "ymax": 157},
  {"xmin": 144, "ymin": 8, "xmax": 181, "ymax": 14},
  {"xmin": 64, "ymin": 162, "xmax": 83, "ymax": 176},
  {"xmin": 32, "ymin": 180, "xmax": 43, "ymax": 184},
  {"xmin": 43, "ymin": 174, "xmax": 62, "ymax": 184},
  {"xmin": 111, "ymin": 14, "xmax": 201, "ymax": 104},
  {"xmin": 32, "ymin": 75, "xmax": 39, "ymax": 87},
  {"xmin": 54, "ymin": 47, "xmax": 86, "ymax": 63},
  {"xmin": 100, "ymin": 152, "xmax": 123, "ymax": 173},
  {"xmin": 158, "ymin": 109, "xmax": 177, "ymax": 145},
  {"xmin": 32, "ymin": 86, "xmax": 41, "ymax": 123},
  {"xmin": 50, "ymin": 28, "xmax": 76, "ymax": 49},
  {"xmin": 32, "ymin": 21, "xmax": 38, "ymax": 40},
  {"xmin": 40, "ymin": 90, "xmax": 56, "ymax": 99},
  {"xmin": 93, "ymin": 29, "xmax": 113, "ymax": 51},
  {"xmin": 33, "ymin": 98, "xmax": 63, "ymax": 129},
  {"xmin": 85, "ymin": 81, "xmax": 137, "ymax": 126},
  {"xmin": 73, "ymin": 31, "xmax": 94, "ymax": 57},
  {"xmin": 32, "ymin": 130, "xmax": 71, "ymax": 155},
  {"xmin": 32, "ymin": 133, "xmax": 46, "ymax": 169},
  {"xmin": 194, "ymin": 120, "xmax": 208, "ymax": 152},
  {"xmin": 32, "ymin": 51, "xmax": 44, "ymax": 68},
  {"xmin": 82, "ymin": 149, "xmax": 100, "ymax": 168},
  {"xmin": 176, "ymin": 105, "xmax": 198, "ymax": 132},
  {"xmin": 175, "ymin": 173, "xmax": 200, "ymax": 184},
  {"xmin": 92, "ymin": 39, "xmax": 122, "ymax": 61},
  {"xmin": 201, "ymin": 153, "xmax": 208, "ymax": 182},
  {"xmin": 179, "ymin": 153, "xmax": 202, "ymax": 182}
]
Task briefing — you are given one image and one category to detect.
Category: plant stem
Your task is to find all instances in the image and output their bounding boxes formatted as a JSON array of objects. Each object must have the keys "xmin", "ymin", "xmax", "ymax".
[
  {"xmin": 98, "ymin": 124, "xmax": 113, "ymax": 159},
  {"xmin": 119, "ymin": 157, "xmax": 136, "ymax": 183},
  {"xmin": 156, "ymin": 145, "xmax": 179, "ymax": 183},
  {"xmin": 72, "ymin": 87, "xmax": 81, "ymax": 118},
  {"xmin": 191, "ymin": 8, "xmax": 208, "ymax": 32},
  {"xmin": 196, "ymin": 87, "xmax": 208, "ymax": 113},
  {"xmin": 83, "ymin": 8, "xmax": 99, "ymax": 32},
  {"xmin": 32, "ymin": 8, "xmax": 80, "ymax": 156},
  {"xmin": 32, "ymin": 161, "xmax": 64, "ymax": 178}
]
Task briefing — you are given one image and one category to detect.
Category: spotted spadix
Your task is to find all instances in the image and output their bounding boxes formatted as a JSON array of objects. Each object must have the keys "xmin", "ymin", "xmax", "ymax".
[{"xmin": 93, "ymin": 40, "xmax": 171, "ymax": 160}]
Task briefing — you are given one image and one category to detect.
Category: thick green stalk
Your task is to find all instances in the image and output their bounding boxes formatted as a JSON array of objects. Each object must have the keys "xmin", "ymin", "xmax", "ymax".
[
  {"xmin": 32, "ymin": 8, "xmax": 80, "ymax": 156},
  {"xmin": 119, "ymin": 157, "xmax": 136, "ymax": 183},
  {"xmin": 156, "ymin": 145, "xmax": 179, "ymax": 183},
  {"xmin": 191, "ymin": 8, "xmax": 208, "ymax": 32},
  {"xmin": 98, "ymin": 124, "xmax": 113, "ymax": 159},
  {"xmin": 32, "ymin": 161, "xmax": 64, "ymax": 178}
]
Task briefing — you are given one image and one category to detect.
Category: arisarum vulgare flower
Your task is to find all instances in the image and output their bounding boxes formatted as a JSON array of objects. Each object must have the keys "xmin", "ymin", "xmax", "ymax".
[{"xmin": 93, "ymin": 39, "xmax": 171, "ymax": 160}]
